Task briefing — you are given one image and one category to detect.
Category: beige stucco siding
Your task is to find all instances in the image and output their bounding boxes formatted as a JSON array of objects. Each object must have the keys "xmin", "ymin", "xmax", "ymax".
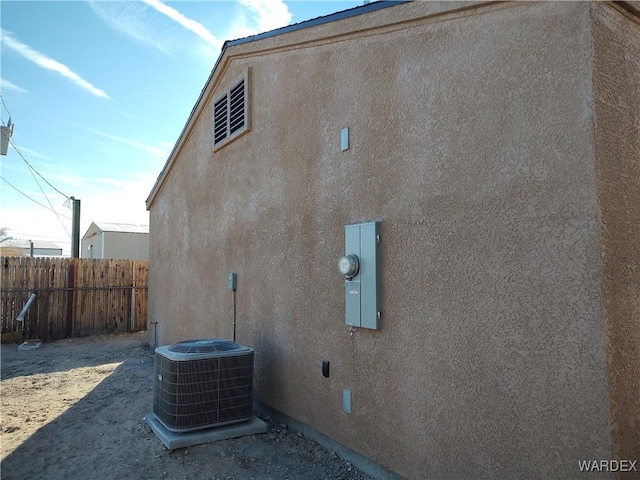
[
  {"xmin": 591, "ymin": 2, "xmax": 640, "ymax": 466},
  {"xmin": 147, "ymin": 2, "xmax": 636, "ymax": 478}
]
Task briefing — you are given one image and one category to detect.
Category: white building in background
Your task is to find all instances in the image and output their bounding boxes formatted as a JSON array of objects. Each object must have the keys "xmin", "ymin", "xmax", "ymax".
[
  {"xmin": 0, "ymin": 238, "xmax": 63, "ymax": 257},
  {"xmin": 81, "ymin": 222, "xmax": 149, "ymax": 260}
]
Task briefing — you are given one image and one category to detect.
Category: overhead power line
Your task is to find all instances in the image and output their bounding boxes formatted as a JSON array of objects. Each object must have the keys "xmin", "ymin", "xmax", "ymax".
[
  {"xmin": 0, "ymin": 175, "xmax": 72, "ymax": 221},
  {"xmin": 5, "ymin": 230, "xmax": 71, "ymax": 242},
  {"xmin": 8, "ymin": 137, "xmax": 70, "ymax": 200},
  {"xmin": 0, "ymin": 94, "xmax": 12, "ymax": 118},
  {"xmin": 0, "ymin": 95, "xmax": 73, "ymax": 240},
  {"xmin": 1, "ymin": 94, "xmax": 70, "ymax": 200},
  {"xmin": 23, "ymin": 159, "xmax": 71, "ymax": 238}
]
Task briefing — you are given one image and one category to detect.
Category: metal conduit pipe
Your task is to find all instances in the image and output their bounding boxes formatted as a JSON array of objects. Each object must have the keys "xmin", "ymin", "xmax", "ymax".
[{"xmin": 16, "ymin": 292, "xmax": 37, "ymax": 323}]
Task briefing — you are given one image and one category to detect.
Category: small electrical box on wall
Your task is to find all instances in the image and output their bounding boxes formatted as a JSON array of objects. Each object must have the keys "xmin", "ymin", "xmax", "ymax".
[
  {"xmin": 227, "ymin": 273, "xmax": 237, "ymax": 291},
  {"xmin": 338, "ymin": 221, "xmax": 381, "ymax": 330}
]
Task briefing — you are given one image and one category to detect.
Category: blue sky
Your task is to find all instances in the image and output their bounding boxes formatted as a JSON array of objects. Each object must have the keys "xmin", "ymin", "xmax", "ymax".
[{"xmin": 0, "ymin": 0, "xmax": 362, "ymax": 254}]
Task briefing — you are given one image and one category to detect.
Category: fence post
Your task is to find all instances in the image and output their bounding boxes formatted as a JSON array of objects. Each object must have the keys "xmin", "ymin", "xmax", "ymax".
[
  {"xmin": 65, "ymin": 261, "xmax": 75, "ymax": 338},
  {"xmin": 2, "ymin": 257, "xmax": 147, "ymax": 341},
  {"xmin": 130, "ymin": 262, "xmax": 136, "ymax": 332}
]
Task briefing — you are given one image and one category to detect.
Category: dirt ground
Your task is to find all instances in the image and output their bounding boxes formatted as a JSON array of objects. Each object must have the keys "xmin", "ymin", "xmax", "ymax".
[{"xmin": 0, "ymin": 332, "xmax": 373, "ymax": 480}]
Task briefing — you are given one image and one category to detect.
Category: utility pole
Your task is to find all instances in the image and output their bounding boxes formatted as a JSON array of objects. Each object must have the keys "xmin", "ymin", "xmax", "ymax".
[
  {"xmin": 71, "ymin": 197, "xmax": 81, "ymax": 258},
  {"xmin": 0, "ymin": 117, "xmax": 14, "ymax": 156}
]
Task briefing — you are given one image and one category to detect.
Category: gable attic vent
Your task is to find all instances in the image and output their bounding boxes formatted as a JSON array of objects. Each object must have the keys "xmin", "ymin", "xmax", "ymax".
[
  {"xmin": 229, "ymin": 79, "xmax": 245, "ymax": 135},
  {"xmin": 213, "ymin": 71, "xmax": 249, "ymax": 150},
  {"xmin": 213, "ymin": 96, "xmax": 228, "ymax": 145}
]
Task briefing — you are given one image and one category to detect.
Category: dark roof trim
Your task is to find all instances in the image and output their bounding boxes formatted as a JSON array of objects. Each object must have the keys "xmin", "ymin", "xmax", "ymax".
[
  {"xmin": 226, "ymin": 0, "xmax": 410, "ymax": 47},
  {"xmin": 615, "ymin": 1, "xmax": 640, "ymax": 21},
  {"xmin": 146, "ymin": 1, "xmax": 409, "ymax": 208}
]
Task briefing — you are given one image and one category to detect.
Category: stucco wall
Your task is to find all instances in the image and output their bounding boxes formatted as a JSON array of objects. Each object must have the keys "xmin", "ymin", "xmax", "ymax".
[
  {"xmin": 148, "ymin": 2, "xmax": 622, "ymax": 478},
  {"xmin": 591, "ymin": 2, "xmax": 640, "ymax": 466}
]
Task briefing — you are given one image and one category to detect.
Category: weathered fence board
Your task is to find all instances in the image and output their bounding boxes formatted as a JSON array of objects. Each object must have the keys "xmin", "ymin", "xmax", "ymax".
[
  {"xmin": 0, "ymin": 257, "xmax": 148, "ymax": 342},
  {"xmin": 133, "ymin": 261, "xmax": 148, "ymax": 331}
]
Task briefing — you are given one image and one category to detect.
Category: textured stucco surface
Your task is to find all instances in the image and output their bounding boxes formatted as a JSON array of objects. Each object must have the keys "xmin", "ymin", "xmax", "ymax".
[
  {"xmin": 591, "ymin": 2, "xmax": 640, "ymax": 466},
  {"xmin": 146, "ymin": 2, "xmax": 629, "ymax": 479}
]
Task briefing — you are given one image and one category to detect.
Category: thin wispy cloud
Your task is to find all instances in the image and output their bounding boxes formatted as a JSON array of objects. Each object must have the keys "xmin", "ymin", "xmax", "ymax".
[
  {"xmin": 1, "ymin": 79, "xmax": 29, "ymax": 94},
  {"xmin": 49, "ymin": 170, "xmax": 153, "ymax": 191},
  {"xmin": 89, "ymin": 128, "xmax": 170, "ymax": 158},
  {"xmin": 238, "ymin": 0, "xmax": 292, "ymax": 33},
  {"xmin": 88, "ymin": 1, "xmax": 174, "ymax": 56},
  {"xmin": 59, "ymin": 172, "xmax": 155, "ymax": 226},
  {"xmin": 88, "ymin": 0, "xmax": 218, "ymax": 61},
  {"xmin": 0, "ymin": 29, "xmax": 110, "ymax": 100},
  {"xmin": 1, "ymin": 169, "xmax": 154, "ymax": 245},
  {"xmin": 140, "ymin": 0, "xmax": 223, "ymax": 50},
  {"xmin": 90, "ymin": 0, "xmax": 291, "ymax": 64},
  {"xmin": 12, "ymin": 145, "xmax": 52, "ymax": 160},
  {"xmin": 226, "ymin": 0, "xmax": 292, "ymax": 42}
]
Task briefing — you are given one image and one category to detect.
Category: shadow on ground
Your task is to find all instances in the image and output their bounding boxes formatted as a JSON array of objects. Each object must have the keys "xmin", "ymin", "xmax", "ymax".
[{"xmin": 1, "ymin": 333, "xmax": 372, "ymax": 480}]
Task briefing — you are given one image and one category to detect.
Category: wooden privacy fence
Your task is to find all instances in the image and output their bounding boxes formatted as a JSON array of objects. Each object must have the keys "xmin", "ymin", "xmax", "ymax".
[{"xmin": 1, "ymin": 257, "xmax": 148, "ymax": 342}]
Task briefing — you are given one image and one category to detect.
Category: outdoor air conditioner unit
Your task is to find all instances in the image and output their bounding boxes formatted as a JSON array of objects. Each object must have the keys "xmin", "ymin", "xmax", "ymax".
[{"xmin": 152, "ymin": 338, "xmax": 254, "ymax": 432}]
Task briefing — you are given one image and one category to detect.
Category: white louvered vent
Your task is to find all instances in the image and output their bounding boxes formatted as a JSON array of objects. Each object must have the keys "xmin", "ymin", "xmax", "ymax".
[
  {"xmin": 213, "ymin": 96, "xmax": 228, "ymax": 145},
  {"xmin": 213, "ymin": 71, "xmax": 249, "ymax": 149},
  {"xmin": 229, "ymin": 79, "xmax": 245, "ymax": 135}
]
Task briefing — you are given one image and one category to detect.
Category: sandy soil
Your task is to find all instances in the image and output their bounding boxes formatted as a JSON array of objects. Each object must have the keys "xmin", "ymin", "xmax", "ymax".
[{"xmin": 0, "ymin": 332, "xmax": 372, "ymax": 480}]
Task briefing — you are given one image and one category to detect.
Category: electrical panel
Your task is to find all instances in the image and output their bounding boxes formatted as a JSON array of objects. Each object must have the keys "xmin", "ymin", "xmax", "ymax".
[{"xmin": 338, "ymin": 221, "xmax": 380, "ymax": 330}]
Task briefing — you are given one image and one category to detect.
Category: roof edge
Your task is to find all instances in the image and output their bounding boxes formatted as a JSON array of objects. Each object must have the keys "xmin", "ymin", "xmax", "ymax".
[
  {"xmin": 613, "ymin": 1, "xmax": 640, "ymax": 23},
  {"xmin": 145, "ymin": 41, "xmax": 229, "ymax": 210},
  {"xmin": 145, "ymin": 1, "xmax": 409, "ymax": 210},
  {"xmin": 617, "ymin": 1, "xmax": 640, "ymax": 17},
  {"xmin": 226, "ymin": 0, "xmax": 410, "ymax": 47}
]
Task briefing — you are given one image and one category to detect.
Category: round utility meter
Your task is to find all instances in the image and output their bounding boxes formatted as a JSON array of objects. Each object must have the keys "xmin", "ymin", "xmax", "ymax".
[{"xmin": 338, "ymin": 254, "xmax": 359, "ymax": 279}]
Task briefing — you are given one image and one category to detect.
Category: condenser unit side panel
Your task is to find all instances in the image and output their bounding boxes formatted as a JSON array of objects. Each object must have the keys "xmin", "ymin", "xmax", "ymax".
[
  {"xmin": 152, "ymin": 349, "xmax": 254, "ymax": 433},
  {"xmin": 218, "ymin": 353, "xmax": 254, "ymax": 424},
  {"xmin": 154, "ymin": 355, "xmax": 222, "ymax": 431}
]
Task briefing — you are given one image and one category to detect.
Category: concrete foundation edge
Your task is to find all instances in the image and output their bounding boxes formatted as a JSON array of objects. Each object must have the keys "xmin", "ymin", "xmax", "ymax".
[
  {"xmin": 255, "ymin": 402, "xmax": 405, "ymax": 480},
  {"xmin": 146, "ymin": 413, "xmax": 267, "ymax": 450}
]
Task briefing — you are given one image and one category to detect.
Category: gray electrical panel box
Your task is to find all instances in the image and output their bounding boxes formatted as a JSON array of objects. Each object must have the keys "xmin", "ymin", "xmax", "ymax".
[
  {"xmin": 227, "ymin": 273, "xmax": 237, "ymax": 291},
  {"xmin": 340, "ymin": 221, "xmax": 380, "ymax": 330}
]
